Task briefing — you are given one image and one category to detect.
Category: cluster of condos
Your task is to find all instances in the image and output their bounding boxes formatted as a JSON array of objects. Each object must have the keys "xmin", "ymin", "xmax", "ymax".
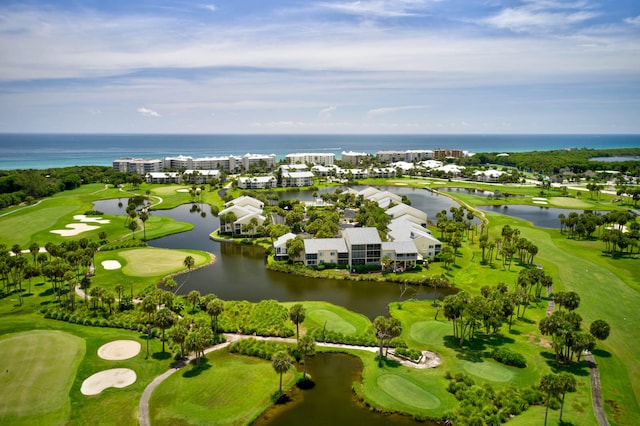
[
  {"xmin": 113, "ymin": 148, "xmax": 471, "ymax": 187},
  {"xmin": 218, "ymin": 186, "xmax": 442, "ymax": 265}
]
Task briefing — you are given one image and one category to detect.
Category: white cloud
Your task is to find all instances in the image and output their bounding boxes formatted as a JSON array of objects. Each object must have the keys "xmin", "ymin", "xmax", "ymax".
[
  {"xmin": 318, "ymin": 105, "xmax": 337, "ymax": 120},
  {"xmin": 483, "ymin": 1, "xmax": 600, "ymax": 33},
  {"xmin": 317, "ymin": 0, "xmax": 436, "ymax": 18},
  {"xmin": 137, "ymin": 107, "xmax": 161, "ymax": 117},
  {"xmin": 625, "ymin": 16, "xmax": 640, "ymax": 26},
  {"xmin": 203, "ymin": 4, "xmax": 217, "ymax": 13},
  {"xmin": 367, "ymin": 105, "xmax": 430, "ymax": 116}
]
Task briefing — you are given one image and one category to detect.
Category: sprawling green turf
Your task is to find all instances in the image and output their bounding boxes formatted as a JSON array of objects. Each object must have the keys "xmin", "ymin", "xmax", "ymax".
[
  {"xmin": 352, "ymin": 348, "xmax": 458, "ymax": 418},
  {"xmin": 150, "ymin": 349, "xmax": 296, "ymax": 426},
  {"xmin": 282, "ymin": 301, "xmax": 373, "ymax": 336},
  {"xmin": 377, "ymin": 374, "xmax": 441, "ymax": 410},
  {"xmin": 118, "ymin": 248, "xmax": 209, "ymax": 277},
  {"xmin": 1, "ymin": 179, "xmax": 637, "ymax": 425},
  {"xmin": 0, "ymin": 330, "xmax": 84, "ymax": 425}
]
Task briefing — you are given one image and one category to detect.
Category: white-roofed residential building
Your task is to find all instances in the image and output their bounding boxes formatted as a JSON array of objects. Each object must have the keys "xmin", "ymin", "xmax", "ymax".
[
  {"xmin": 114, "ymin": 158, "xmax": 162, "ymax": 174},
  {"xmin": 381, "ymin": 240, "xmax": 419, "ymax": 269},
  {"xmin": 342, "ymin": 227, "xmax": 382, "ymax": 266},
  {"xmin": 145, "ymin": 172, "xmax": 181, "ymax": 184},
  {"xmin": 219, "ymin": 196, "xmax": 266, "ymax": 236},
  {"xmin": 341, "ymin": 151, "xmax": 371, "ymax": 165},
  {"xmin": 274, "ymin": 233, "xmax": 297, "ymax": 260},
  {"xmin": 473, "ymin": 169, "xmax": 506, "ymax": 183},
  {"xmin": 286, "ymin": 153, "xmax": 335, "ymax": 166},
  {"xmin": 386, "ymin": 203, "xmax": 428, "ymax": 227},
  {"xmin": 280, "ymin": 171, "xmax": 315, "ymax": 187},
  {"xmin": 224, "ymin": 196, "xmax": 264, "ymax": 210},
  {"xmin": 303, "ymin": 238, "xmax": 349, "ymax": 266},
  {"xmin": 387, "ymin": 217, "xmax": 442, "ymax": 260},
  {"xmin": 237, "ymin": 176, "xmax": 277, "ymax": 189}
]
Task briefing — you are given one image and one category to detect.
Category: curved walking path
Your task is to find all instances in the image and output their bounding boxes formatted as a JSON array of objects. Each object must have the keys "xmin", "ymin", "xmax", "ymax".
[
  {"xmin": 546, "ymin": 285, "xmax": 609, "ymax": 426},
  {"xmin": 138, "ymin": 333, "xmax": 439, "ymax": 425},
  {"xmin": 584, "ymin": 351, "xmax": 611, "ymax": 426}
]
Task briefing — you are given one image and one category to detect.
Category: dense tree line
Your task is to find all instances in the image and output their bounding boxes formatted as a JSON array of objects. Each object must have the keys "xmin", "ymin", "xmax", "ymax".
[
  {"xmin": 558, "ymin": 210, "xmax": 639, "ymax": 254},
  {"xmin": 0, "ymin": 166, "xmax": 141, "ymax": 209},
  {"xmin": 462, "ymin": 147, "xmax": 640, "ymax": 176}
]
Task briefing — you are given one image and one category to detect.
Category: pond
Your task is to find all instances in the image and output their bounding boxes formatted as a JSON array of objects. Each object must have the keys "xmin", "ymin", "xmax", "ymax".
[
  {"xmin": 253, "ymin": 352, "xmax": 430, "ymax": 426},
  {"xmin": 437, "ymin": 187, "xmax": 525, "ymax": 199},
  {"xmin": 94, "ymin": 198, "xmax": 456, "ymax": 320},
  {"xmin": 478, "ymin": 204, "xmax": 603, "ymax": 229}
]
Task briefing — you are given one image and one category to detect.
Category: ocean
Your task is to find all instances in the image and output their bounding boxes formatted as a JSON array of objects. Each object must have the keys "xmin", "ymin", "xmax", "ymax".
[{"xmin": 0, "ymin": 133, "xmax": 638, "ymax": 170}]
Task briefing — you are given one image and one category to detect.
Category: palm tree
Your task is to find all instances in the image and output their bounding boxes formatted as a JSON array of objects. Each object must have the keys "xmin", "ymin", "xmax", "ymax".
[
  {"xmin": 373, "ymin": 316, "xmax": 402, "ymax": 366},
  {"xmin": 187, "ymin": 290, "xmax": 201, "ymax": 312},
  {"xmin": 128, "ymin": 220, "xmax": 138, "ymax": 239},
  {"xmin": 139, "ymin": 210, "xmax": 149, "ymax": 241},
  {"xmin": 114, "ymin": 284, "xmax": 124, "ymax": 309},
  {"xmin": 206, "ymin": 298, "xmax": 224, "ymax": 335},
  {"xmin": 297, "ymin": 334, "xmax": 316, "ymax": 379},
  {"xmin": 141, "ymin": 295, "xmax": 157, "ymax": 322},
  {"xmin": 155, "ymin": 308, "xmax": 176, "ymax": 353},
  {"xmin": 557, "ymin": 372, "xmax": 577, "ymax": 422},
  {"xmin": 169, "ymin": 320, "xmax": 189, "ymax": 359},
  {"xmin": 539, "ymin": 373, "xmax": 561, "ymax": 426},
  {"xmin": 289, "ymin": 303, "xmax": 306, "ymax": 341},
  {"xmin": 184, "ymin": 255, "xmax": 195, "ymax": 270},
  {"xmin": 271, "ymin": 351, "xmax": 294, "ymax": 396},
  {"xmin": 29, "ymin": 242, "xmax": 40, "ymax": 265}
]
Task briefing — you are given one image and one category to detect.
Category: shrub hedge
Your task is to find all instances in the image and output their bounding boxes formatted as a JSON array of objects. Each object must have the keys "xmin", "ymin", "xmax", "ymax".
[{"xmin": 490, "ymin": 347, "xmax": 527, "ymax": 368}]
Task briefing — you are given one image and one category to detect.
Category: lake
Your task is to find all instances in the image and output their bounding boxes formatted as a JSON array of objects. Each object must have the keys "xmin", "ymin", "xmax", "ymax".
[
  {"xmin": 478, "ymin": 204, "xmax": 602, "ymax": 228},
  {"xmin": 94, "ymin": 194, "xmax": 456, "ymax": 320}
]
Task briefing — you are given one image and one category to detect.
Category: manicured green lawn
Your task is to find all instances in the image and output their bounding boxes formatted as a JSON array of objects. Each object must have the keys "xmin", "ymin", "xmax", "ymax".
[
  {"xmin": 1, "ymin": 179, "xmax": 637, "ymax": 425},
  {"xmin": 0, "ymin": 330, "xmax": 84, "ymax": 425},
  {"xmin": 350, "ymin": 348, "xmax": 458, "ymax": 419},
  {"xmin": 0, "ymin": 309, "xmax": 170, "ymax": 426},
  {"xmin": 118, "ymin": 248, "xmax": 209, "ymax": 277},
  {"xmin": 282, "ymin": 301, "xmax": 372, "ymax": 336},
  {"xmin": 150, "ymin": 349, "xmax": 296, "ymax": 426},
  {"xmin": 92, "ymin": 248, "xmax": 211, "ymax": 294}
]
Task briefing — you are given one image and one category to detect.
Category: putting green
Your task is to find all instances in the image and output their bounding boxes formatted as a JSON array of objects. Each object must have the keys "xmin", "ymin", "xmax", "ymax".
[
  {"xmin": 410, "ymin": 321, "xmax": 450, "ymax": 345},
  {"xmin": 0, "ymin": 330, "xmax": 84, "ymax": 424},
  {"xmin": 118, "ymin": 248, "xmax": 207, "ymax": 277},
  {"xmin": 150, "ymin": 350, "xmax": 293, "ymax": 425},
  {"xmin": 460, "ymin": 360, "xmax": 514, "ymax": 382},
  {"xmin": 307, "ymin": 309, "xmax": 357, "ymax": 334},
  {"xmin": 377, "ymin": 374, "xmax": 441, "ymax": 409},
  {"xmin": 548, "ymin": 197, "xmax": 593, "ymax": 208}
]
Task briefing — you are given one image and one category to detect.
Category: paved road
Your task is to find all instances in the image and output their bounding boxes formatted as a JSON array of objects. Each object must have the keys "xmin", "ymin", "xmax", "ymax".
[{"xmin": 584, "ymin": 352, "xmax": 611, "ymax": 426}]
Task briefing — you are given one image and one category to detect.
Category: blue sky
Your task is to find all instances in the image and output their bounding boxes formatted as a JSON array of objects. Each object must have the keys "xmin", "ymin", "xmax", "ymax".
[{"xmin": 0, "ymin": 0, "xmax": 639, "ymax": 134}]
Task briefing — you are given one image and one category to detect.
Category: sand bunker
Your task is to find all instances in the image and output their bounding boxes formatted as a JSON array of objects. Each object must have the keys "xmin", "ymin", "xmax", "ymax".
[
  {"xmin": 73, "ymin": 215, "xmax": 111, "ymax": 224},
  {"xmin": 81, "ymin": 368, "xmax": 137, "ymax": 395},
  {"xmin": 50, "ymin": 223, "xmax": 99, "ymax": 236},
  {"xmin": 98, "ymin": 340, "xmax": 141, "ymax": 360},
  {"xmin": 533, "ymin": 201, "xmax": 548, "ymax": 205},
  {"xmin": 176, "ymin": 189, "xmax": 190, "ymax": 193},
  {"xmin": 101, "ymin": 260, "xmax": 122, "ymax": 271}
]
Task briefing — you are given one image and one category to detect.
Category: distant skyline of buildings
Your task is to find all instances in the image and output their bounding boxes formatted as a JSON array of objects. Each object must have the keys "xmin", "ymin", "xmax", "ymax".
[{"xmin": 114, "ymin": 148, "xmax": 472, "ymax": 174}]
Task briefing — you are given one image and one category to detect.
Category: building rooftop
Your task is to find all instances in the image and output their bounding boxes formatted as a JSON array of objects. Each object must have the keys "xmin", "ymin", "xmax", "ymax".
[
  {"xmin": 342, "ymin": 227, "xmax": 382, "ymax": 245},
  {"xmin": 303, "ymin": 238, "xmax": 348, "ymax": 253}
]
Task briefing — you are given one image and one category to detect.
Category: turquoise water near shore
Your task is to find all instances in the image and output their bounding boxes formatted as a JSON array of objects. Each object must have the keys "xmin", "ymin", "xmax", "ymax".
[{"xmin": 0, "ymin": 133, "xmax": 638, "ymax": 170}]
